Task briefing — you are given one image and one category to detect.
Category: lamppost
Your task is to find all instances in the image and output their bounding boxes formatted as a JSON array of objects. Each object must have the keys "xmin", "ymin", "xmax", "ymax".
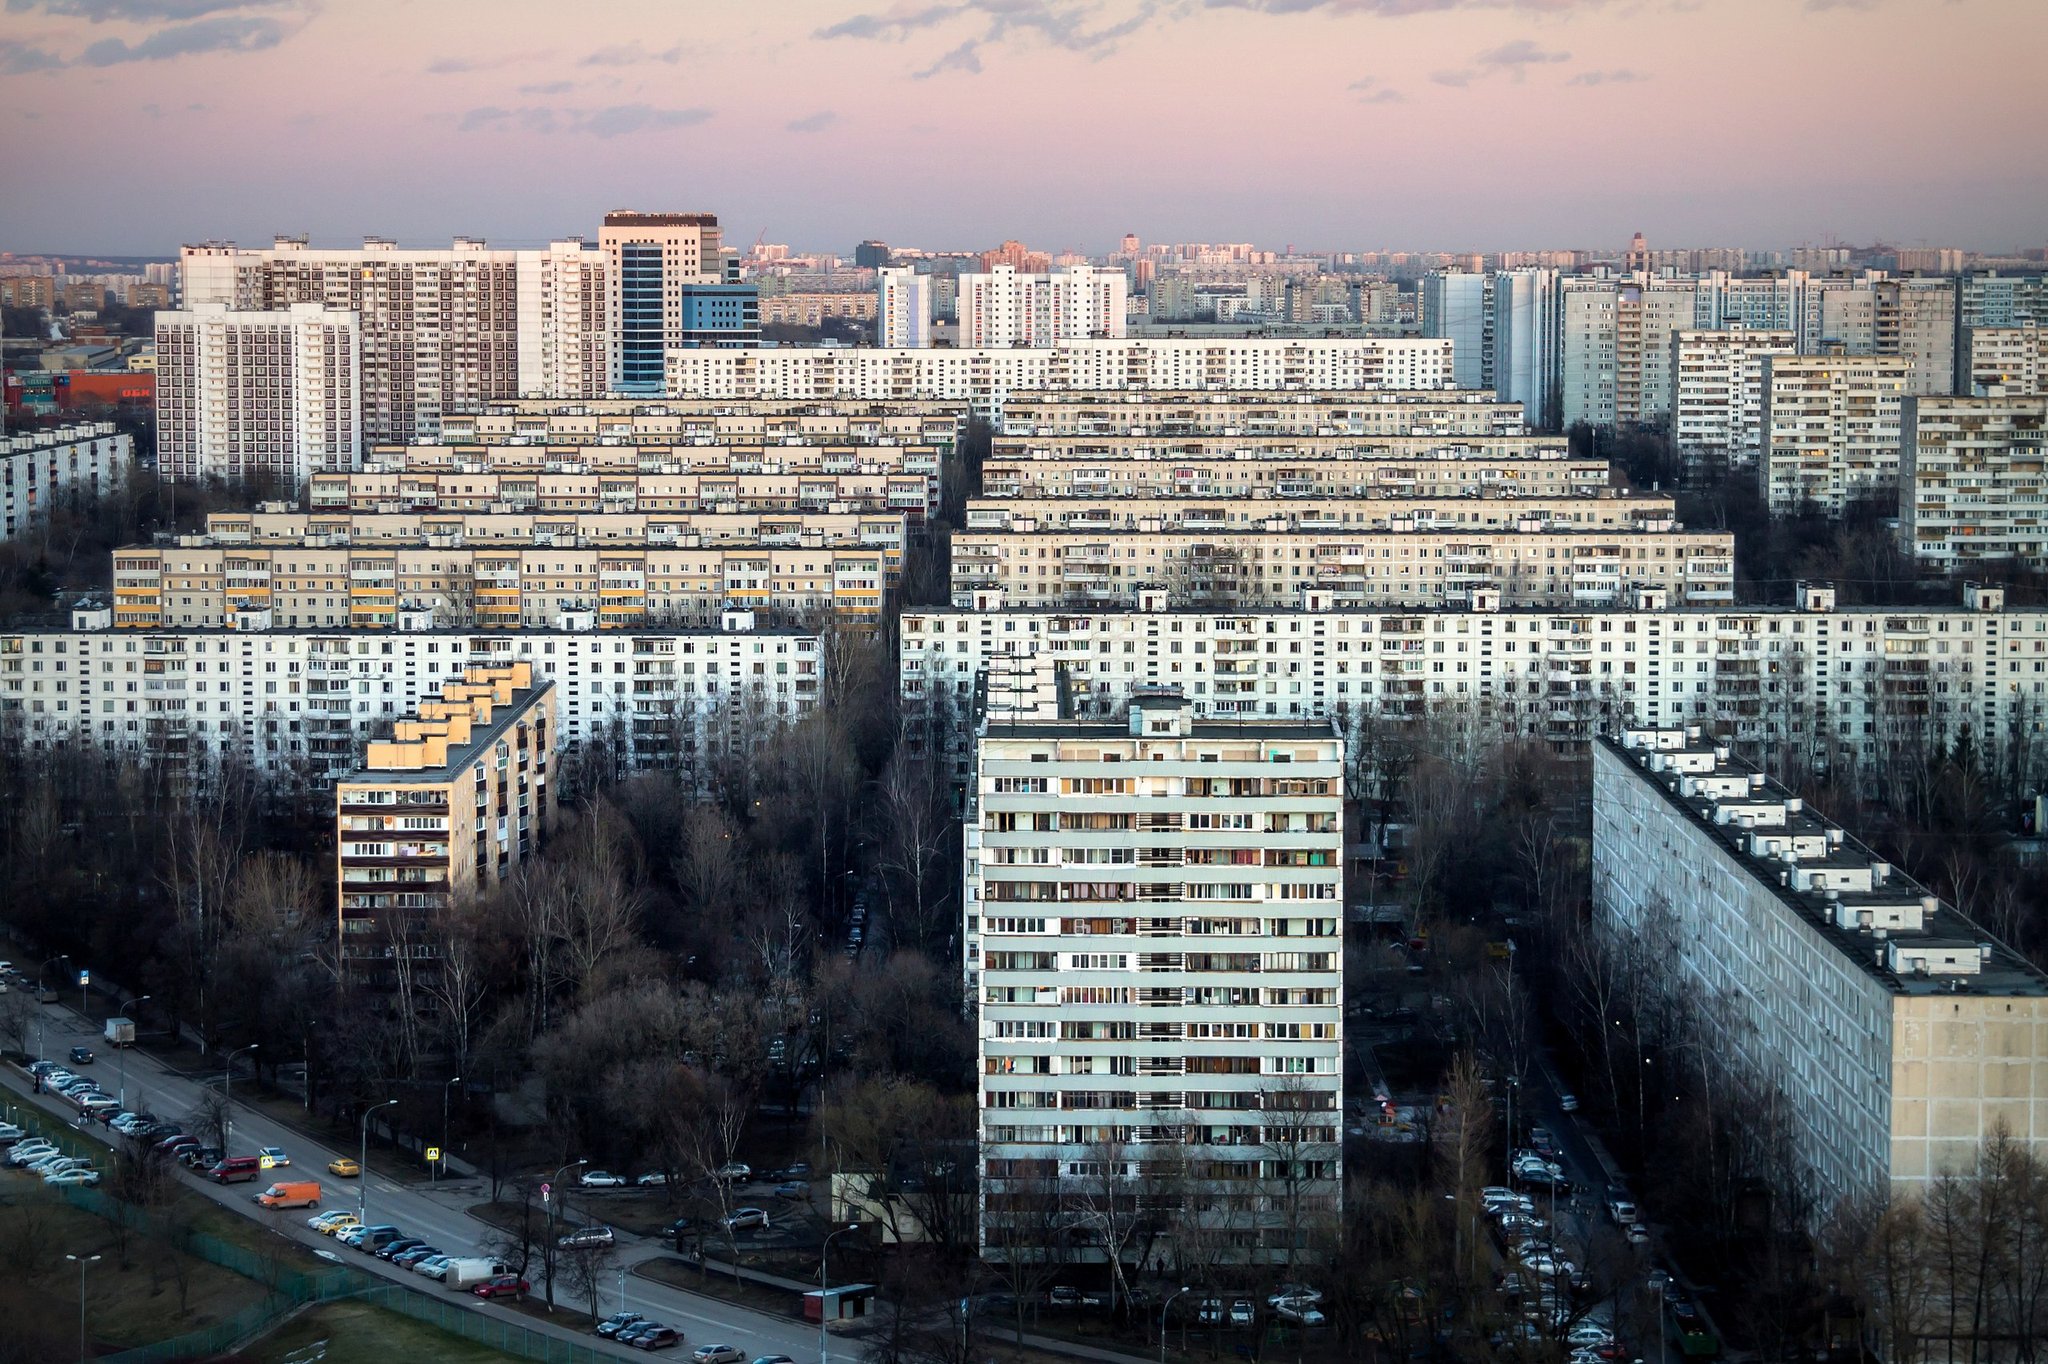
[
  {"xmin": 222, "ymin": 1043, "xmax": 258, "ymax": 1153},
  {"xmin": 437, "ymin": 1075, "xmax": 461, "ymax": 1184},
  {"xmin": 358, "ymin": 1098, "xmax": 397, "ymax": 1221},
  {"xmin": 544, "ymin": 1158, "xmax": 587, "ymax": 1313},
  {"xmin": 115, "ymin": 995, "xmax": 149, "ymax": 1109},
  {"xmin": 820, "ymin": 1222, "xmax": 861, "ymax": 1364},
  {"xmin": 1161, "ymin": 1285, "xmax": 1192, "ymax": 1364},
  {"xmin": 66, "ymin": 1252, "xmax": 100, "ymax": 1364}
]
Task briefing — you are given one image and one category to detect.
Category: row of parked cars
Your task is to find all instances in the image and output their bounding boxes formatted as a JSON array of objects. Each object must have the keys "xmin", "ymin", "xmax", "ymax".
[{"xmin": 3, "ymin": 1121, "xmax": 102, "ymax": 1186}]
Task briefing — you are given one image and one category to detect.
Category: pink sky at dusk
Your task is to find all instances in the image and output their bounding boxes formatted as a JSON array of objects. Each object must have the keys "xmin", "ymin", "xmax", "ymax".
[{"xmin": 2, "ymin": 0, "xmax": 2043, "ymax": 256}]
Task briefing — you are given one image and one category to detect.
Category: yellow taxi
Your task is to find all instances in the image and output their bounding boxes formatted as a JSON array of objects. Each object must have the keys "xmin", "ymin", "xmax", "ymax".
[{"xmin": 327, "ymin": 1156, "xmax": 361, "ymax": 1178}]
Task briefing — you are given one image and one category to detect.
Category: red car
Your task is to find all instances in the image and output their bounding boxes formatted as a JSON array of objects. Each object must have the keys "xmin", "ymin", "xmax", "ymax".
[{"xmin": 472, "ymin": 1274, "xmax": 530, "ymax": 1301}]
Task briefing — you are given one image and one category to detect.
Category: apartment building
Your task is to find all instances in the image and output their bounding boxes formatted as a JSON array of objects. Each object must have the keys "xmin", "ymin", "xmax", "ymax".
[
  {"xmin": 1, "ymin": 421, "xmax": 131, "ymax": 540},
  {"xmin": 967, "ymin": 688, "xmax": 1343, "ymax": 1265},
  {"xmin": 956, "ymin": 264, "xmax": 1127, "ymax": 346},
  {"xmin": 997, "ymin": 390, "xmax": 1524, "ymax": 439},
  {"xmin": 1421, "ymin": 270, "xmax": 1490, "ymax": 390},
  {"xmin": 666, "ymin": 339, "xmax": 1456, "ymax": 415},
  {"xmin": 437, "ymin": 398, "xmax": 962, "ymax": 450},
  {"xmin": 155, "ymin": 303, "xmax": 361, "ymax": 485},
  {"xmin": 1875, "ymin": 277, "xmax": 1957, "ymax": 397},
  {"xmin": 948, "ymin": 523, "xmax": 1734, "ymax": 612},
  {"xmin": 1561, "ymin": 284, "xmax": 1619, "ymax": 429},
  {"xmin": 1491, "ymin": 268, "xmax": 1562, "ymax": 429},
  {"xmin": 598, "ymin": 211, "xmax": 728, "ymax": 392},
  {"xmin": 877, "ymin": 267, "xmax": 933, "ymax": 347},
  {"xmin": 1900, "ymin": 394, "xmax": 2048, "ymax": 572},
  {"xmin": 1966, "ymin": 323, "xmax": 2048, "ymax": 396},
  {"xmin": 336, "ymin": 661, "xmax": 556, "ymax": 967},
  {"xmin": 963, "ymin": 493, "xmax": 1675, "ymax": 535},
  {"xmin": 0, "ymin": 604, "xmax": 822, "ymax": 779},
  {"xmin": 178, "ymin": 237, "xmax": 597, "ymax": 441},
  {"xmin": 1759, "ymin": 355, "xmax": 1910, "ymax": 514},
  {"xmin": 899, "ymin": 584, "xmax": 2048, "ymax": 778},
  {"xmin": 308, "ymin": 465, "xmax": 938, "ymax": 527},
  {"xmin": 1669, "ymin": 328, "xmax": 1796, "ymax": 474},
  {"xmin": 981, "ymin": 453, "xmax": 1608, "ymax": 502},
  {"xmin": 758, "ymin": 292, "xmax": 879, "ymax": 329},
  {"xmin": 195, "ymin": 507, "xmax": 906, "ymax": 555},
  {"xmin": 1592, "ymin": 727, "xmax": 2048, "ymax": 1217}
]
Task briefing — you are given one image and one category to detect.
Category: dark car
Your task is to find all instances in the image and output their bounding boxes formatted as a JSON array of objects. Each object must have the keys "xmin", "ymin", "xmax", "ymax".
[
  {"xmin": 179, "ymin": 1145, "xmax": 224, "ymax": 1170},
  {"xmin": 596, "ymin": 1312, "xmax": 646, "ymax": 1339},
  {"xmin": 391, "ymin": 1245, "xmax": 441, "ymax": 1268},
  {"xmin": 472, "ymin": 1274, "xmax": 530, "ymax": 1300},
  {"xmin": 155, "ymin": 1134, "xmax": 197, "ymax": 1157},
  {"xmin": 376, "ymin": 1238, "xmax": 428, "ymax": 1261},
  {"xmin": 68, "ymin": 1046, "xmax": 94, "ymax": 1065},
  {"xmin": 632, "ymin": 1325, "xmax": 684, "ymax": 1351}
]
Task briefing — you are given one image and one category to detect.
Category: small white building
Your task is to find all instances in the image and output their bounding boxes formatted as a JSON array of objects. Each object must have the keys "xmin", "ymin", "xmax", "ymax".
[{"xmin": 0, "ymin": 421, "xmax": 131, "ymax": 540}]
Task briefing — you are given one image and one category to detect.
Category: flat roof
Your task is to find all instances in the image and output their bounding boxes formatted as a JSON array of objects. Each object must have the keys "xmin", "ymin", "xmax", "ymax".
[
  {"xmin": 1599, "ymin": 734, "xmax": 2048, "ymax": 998},
  {"xmin": 342, "ymin": 679, "xmax": 553, "ymax": 786}
]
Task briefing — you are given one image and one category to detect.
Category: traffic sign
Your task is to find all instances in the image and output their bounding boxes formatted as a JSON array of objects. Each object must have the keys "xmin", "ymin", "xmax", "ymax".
[
  {"xmin": 426, "ymin": 1146, "xmax": 442, "ymax": 1163},
  {"xmin": 78, "ymin": 970, "xmax": 89, "ymax": 986},
  {"xmin": 540, "ymin": 1182, "xmax": 551, "ymax": 1201}
]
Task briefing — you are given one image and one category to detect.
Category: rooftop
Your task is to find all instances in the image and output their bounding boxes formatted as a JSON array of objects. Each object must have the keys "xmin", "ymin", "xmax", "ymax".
[
  {"xmin": 1604, "ymin": 728, "xmax": 2048, "ymax": 998},
  {"xmin": 342, "ymin": 663, "xmax": 552, "ymax": 786}
]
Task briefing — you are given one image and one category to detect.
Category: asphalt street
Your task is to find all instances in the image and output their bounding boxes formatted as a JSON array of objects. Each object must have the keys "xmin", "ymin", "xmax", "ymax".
[{"xmin": 3, "ymin": 995, "xmax": 839, "ymax": 1363}]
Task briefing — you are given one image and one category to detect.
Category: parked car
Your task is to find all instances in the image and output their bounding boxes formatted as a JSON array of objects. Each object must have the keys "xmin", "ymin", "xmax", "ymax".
[
  {"xmin": 1566, "ymin": 1322, "xmax": 1616, "ymax": 1347},
  {"xmin": 772, "ymin": 1181, "xmax": 808, "ymax": 1200},
  {"xmin": 720, "ymin": 1208, "xmax": 769, "ymax": 1231},
  {"xmin": 579, "ymin": 1169, "xmax": 628, "ymax": 1189},
  {"xmin": 1273, "ymin": 1302, "xmax": 1326, "ymax": 1326},
  {"xmin": 309, "ymin": 1211, "xmax": 358, "ymax": 1234},
  {"xmin": 376, "ymin": 1237, "xmax": 429, "ymax": 1261},
  {"xmin": 327, "ymin": 1156, "xmax": 360, "ymax": 1178},
  {"xmin": 0, "ymin": 1123, "xmax": 23, "ymax": 1144},
  {"xmin": 392, "ymin": 1246, "xmax": 442, "ymax": 1268},
  {"xmin": 596, "ymin": 1312, "xmax": 647, "ymax": 1339},
  {"xmin": 616, "ymin": 1323, "xmax": 662, "ymax": 1347},
  {"xmin": 1625, "ymin": 1222, "xmax": 1651, "ymax": 1245},
  {"xmin": 768, "ymin": 1162, "xmax": 811, "ymax": 1181},
  {"xmin": 7, "ymin": 1140, "xmax": 58, "ymax": 1167},
  {"xmin": 154, "ymin": 1133, "xmax": 196, "ymax": 1156},
  {"xmin": 1267, "ymin": 1283, "xmax": 1323, "ymax": 1307},
  {"xmin": 1608, "ymin": 1197, "xmax": 1639, "ymax": 1225},
  {"xmin": 412, "ymin": 1255, "xmax": 453, "ymax": 1279},
  {"xmin": 1049, "ymin": 1286, "xmax": 1104, "ymax": 1308},
  {"xmin": 1228, "ymin": 1299, "xmax": 1255, "ymax": 1327},
  {"xmin": 45, "ymin": 1167, "xmax": 102, "ymax": 1187},
  {"xmin": 259, "ymin": 1146, "xmax": 290, "ymax": 1168},
  {"xmin": 630, "ymin": 1325, "xmax": 684, "ymax": 1351},
  {"xmin": 751, "ymin": 1357, "xmax": 796, "ymax": 1364},
  {"xmin": 472, "ymin": 1274, "xmax": 530, "ymax": 1301},
  {"xmin": 179, "ymin": 1146, "xmax": 223, "ymax": 1171},
  {"xmin": 635, "ymin": 1171, "xmax": 670, "ymax": 1187},
  {"xmin": 558, "ymin": 1223, "xmax": 616, "ymax": 1249},
  {"xmin": 711, "ymin": 1162, "xmax": 751, "ymax": 1183},
  {"xmin": 693, "ymin": 1346, "xmax": 745, "ymax": 1364}
]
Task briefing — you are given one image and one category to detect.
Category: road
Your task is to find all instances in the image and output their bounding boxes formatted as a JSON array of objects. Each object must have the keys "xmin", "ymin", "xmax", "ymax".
[{"xmin": 4, "ymin": 996, "xmax": 838, "ymax": 1364}]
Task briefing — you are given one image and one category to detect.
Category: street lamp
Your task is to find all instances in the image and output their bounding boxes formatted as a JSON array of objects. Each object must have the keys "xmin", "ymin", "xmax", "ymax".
[
  {"xmin": 222, "ymin": 1043, "xmax": 259, "ymax": 1153},
  {"xmin": 1161, "ymin": 1285, "xmax": 1192, "ymax": 1364},
  {"xmin": 115, "ymin": 995, "xmax": 149, "ymax": 1109},
  {"xmin": 358, "ymin": 1099, "xmax": 397, "ymax": 1221},
  {"xmin": 820, "ymin": 1223, "xmax": 861, "ymax": 1364},
  {"xmin": 437, "ymin": 1075, "xmax": 462, "ymax": 1184},
  {"xmin": 544, "ymin": 1158, "xmax": 588, "ymax": 1313},
  {"xmin": 66, "ymin": 1252, "xmax": 100, "ymax": 1364}
]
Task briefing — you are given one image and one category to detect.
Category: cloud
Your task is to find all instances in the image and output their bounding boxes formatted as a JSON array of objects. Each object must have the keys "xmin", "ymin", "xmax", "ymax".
[
  {"xmin": 1476, "ymin": 37, "xmax": 1569, "ymax": 75},
  {"xmin": 1568, "ymin": 67, "xmax": 1645, "ymax": 86},
  {"xmin": 78, "ymin": 14, "xmax": 283, "ymax": 64},
  {"xmin": 580, "ymin": 40, "xmax": 681, "ymax": 67},
  {"xmin": 1346, "ymin": 74, "xmax": 1403, "ymax": 102},
  {"xmin": 518, "ymin": 79, "xmax": 576, "ymax": 95},
  {"xmin": 458, "ymin": 103, "xmax": 712, "ymax": 138},
  {"xmin": 1206, "ymin": 0, "xmax": 1607, "ymax": 12},
  {"xmin": 4, "ymin": 0, "xmax": 286, "ymax": 19},
  {"xmin": 785, "ymin": 109, "xmax": 840, "ymax": 133},
  {"xmin": 822, "ymin": 1, "xmax": 1158, "ymax": 77},
  {"xmin": 1429, "ymin": 68, "xmax": 1474, "ymax": 86},
  {"xmin": 0, "ymin": 38, "xmax": 67, "ymax": 71}
]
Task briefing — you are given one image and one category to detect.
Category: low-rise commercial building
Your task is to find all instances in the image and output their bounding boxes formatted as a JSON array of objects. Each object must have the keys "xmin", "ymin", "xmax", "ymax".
[
  {"xmin": 967, "ymin": 689, "xmax": 1343, "ymax": 1266},
  {"xmin": 1592, "ymin": 727, "xmax": 2048, "ymax": 1216},
  {"xmin": 1759, "ymin": 354, "xmax": 1910, "ymax": 515},
  {"xmin": 1900, "ymin": 395, "xmax": 2048, "ymax": 572},
  {"xmin": 1, "ymin": 421, "xmax": 131, "ymax": 540},
  {"xmin": 337, "ymin": 661, "xmax": 556, "ymax": 970}
]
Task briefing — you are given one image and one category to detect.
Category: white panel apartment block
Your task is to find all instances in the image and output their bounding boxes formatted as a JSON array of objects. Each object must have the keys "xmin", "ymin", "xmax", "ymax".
[{"xmin": 1, "ymin": 422, "xmax": 131, "ymax": 540}]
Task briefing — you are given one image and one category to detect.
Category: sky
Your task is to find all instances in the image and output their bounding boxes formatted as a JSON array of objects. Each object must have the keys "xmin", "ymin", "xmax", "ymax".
[{"xmin": 2, "ymin": 0, "xmax": 2044, "ymax": 258}]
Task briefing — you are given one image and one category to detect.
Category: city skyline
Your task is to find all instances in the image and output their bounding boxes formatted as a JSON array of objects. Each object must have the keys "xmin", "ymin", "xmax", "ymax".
[{"xmin": 3, "ymin": 0, "xmax": 2045, "ymax": 256}]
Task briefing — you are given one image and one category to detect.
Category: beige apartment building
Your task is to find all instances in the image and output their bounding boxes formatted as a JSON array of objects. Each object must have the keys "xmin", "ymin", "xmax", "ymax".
[
  {"xmin": 435, "ymin": 399, "xmax": 961, "ymax": 451},
  {"xmin": 981, "ymin": 453, "xmax": 1611, "ymax": 502},
  {"xmin": 963, "ymin": 492, "xmax": 1676, "ymax": 535},
  {"xmin": 997, "ymin": 389, "xmax": 1526, "ymax": 438},
  {"xmin": 337, "ymin": 661, "xmax": 556, "ymax": 973},
  {"xmin": 1594, "ymin": 727, "xmax": 2048, "ymax": 1218},
  {"xmin": 309, "ymin": 466, "xmax": 938, "ymax": 526},
  {"xmin": 196, "ymin": 507, "xmax": 906, "ymax": 555},
  {"xmin": 990, "ymin": 431, "xmax": 1568, "ymax": 465},
  {"xmin": 1760, "ymin": 354, "xmax": 1911, "ymax": 514},
  {"xmin": 1967, "ymin": 323, "xmax": 2048, "ymax": 396},
  {"xmin": 1670, "ymin": 328, "xmax": 1796, "ymax": 474},
  {"xmin": 113, "ymin": 540, "xmax": 897, "ymax": 631},
  {"xmin": 1900, "ymin": 395, "xmax": 2048, "ymax": 572},
  {"xmin": 758, "ymin": 292, "xmax": 879, "ymax": 327},
  {"xmin": 949, "ymin": 524, "xmax": 1734, "ymax": 611}
]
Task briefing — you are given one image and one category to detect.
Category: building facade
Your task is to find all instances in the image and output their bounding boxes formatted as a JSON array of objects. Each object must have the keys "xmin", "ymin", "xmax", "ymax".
[
  {"xmin": 1, "ymin": 421, "xmax": 131, "ymax": 540},
  {"xmin": 667, "ymin": 340, "xmax": 1457, "ymax": 415},
  {"xmin": 967, "ymin": 690, "xmax": 1343, "ymax": 1266},
  {"xmin": 1421, "ymin": 270, "xmax": 1490, "ymax": 391},
  {"xmin": 1669, "ymin": 328, "xmax": 1796, "ymax": 475},
  {"xmin": 154, "ymin": 303, "xmax": 362, "ymax": 485},
  {"xmin": 598, "ymin": 211, "xmax": 728, "ymax": 393},
  {"xmin": 1592, "ymin": 727, "xmax": 2048, "ymax": 1218},
  {"xmin": 956, "ymin": 265, "xmax": 1127, "ymax": 347},
  {"xmin": 1759, "ymin": 354, "xmax": 1910, "ymax": 514},
  {"xmin": 996, "ymin": 390, "xmax": 1525, "ymax": 439},
  {"xmin": 1967, "ymin": 323, "xmax": 2048, "ymax": 396},
  {"xmin": 877, "ymin": 266, "xmax": 933, "ymax": 348},
  {"xmin": 1900, "ymin": 394, "xmax": 2048, "ymax": 572}
]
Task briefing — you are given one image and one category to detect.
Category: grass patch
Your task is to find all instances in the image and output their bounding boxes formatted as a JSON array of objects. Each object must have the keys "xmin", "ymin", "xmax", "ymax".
[{"xmin": 243, "ymin": 1298, "xmax": 528, "ymax": 1364}]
